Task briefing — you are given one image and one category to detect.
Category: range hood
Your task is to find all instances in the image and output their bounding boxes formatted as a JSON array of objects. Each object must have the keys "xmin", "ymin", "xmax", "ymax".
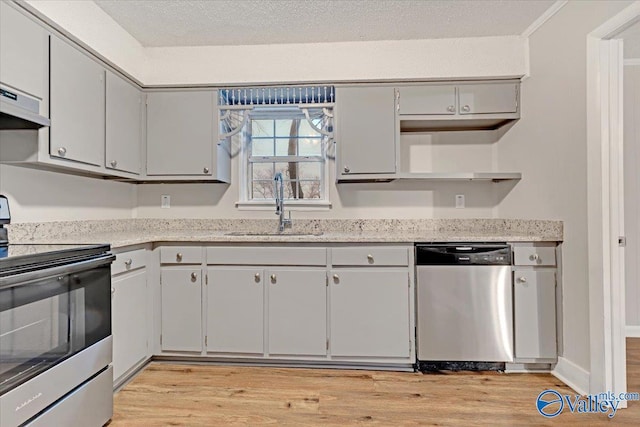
[{"xmin": 0, "ymin": 87, "xmax": 50, "ymax": 129}]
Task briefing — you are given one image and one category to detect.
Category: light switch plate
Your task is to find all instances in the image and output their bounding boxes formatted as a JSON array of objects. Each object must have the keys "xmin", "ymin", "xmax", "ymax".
[
  {"xmin": 161, "ymin": 195, "xmax": 170, "ymax": 209},
  {"xmin": 455, "ymin": 194, "xmax": 465, "ymax": 209}
]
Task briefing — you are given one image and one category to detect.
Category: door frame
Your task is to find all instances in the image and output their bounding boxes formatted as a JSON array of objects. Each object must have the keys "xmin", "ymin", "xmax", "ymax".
[{"xmin": 587, "ymin": 1, "xmax": 640, "ymax": 404}]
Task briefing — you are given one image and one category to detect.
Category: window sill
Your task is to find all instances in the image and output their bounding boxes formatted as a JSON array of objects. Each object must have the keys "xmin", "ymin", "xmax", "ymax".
[{"xmin": 235, "ymin": 200, "xmax": 332, "ymax": 211}]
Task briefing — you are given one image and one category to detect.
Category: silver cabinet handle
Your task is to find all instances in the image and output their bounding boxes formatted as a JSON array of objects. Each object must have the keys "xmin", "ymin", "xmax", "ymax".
[
  {"xmin": 461, "ymin": 105, "xmax": 471, "ymax": 112},
  {"xmin": 447, "ymin": 105, "xmax": 455, "ymax": 112},
  {"xmin": 254, "ymin": 272, "xmax": 261, "ymax": 283},
  {"xmin": 529, "ymin": 253, "xmax": 539, "ymax": 261},
  {"xmin": 367, "ymin": 254, "xmax": 374, "ymax": 263},
  {"xmin": 517, "ymin": 276, "xmax": 527, "ymax": 283},
  {"xmin": 124, "ymin": 258, "xmax": 132, "ymax": 267},
  {"xmin": 203, "ymin": 167, "xmax": 210, "ymax": 174},
  {"xmin": 57, "ymin": 147, "xmax": 67, "ymax": 157},
  {"xmin": 270, "ymin": 274, "xmax": 277, "ymax": 284},
  {"xmin": 190, "ymin": 272, "xmax": 198, "ymax": 281},
  {"xmin": 333, "ymin": 274, "xmax": 339, "ymax": 283},
  {"xmin": 176, "ymin": 253, "xmax": 183, "ymax": 262},
  {"xmin": 343, "ymin": 166, "xmax": 350, "ymax": 173},
  {"xmin": 111, "ymin": 287, "xmax": 115, "ymax": 295},
  {"xmin": 110, "ymin": 160, "xmax": 118, "ymax": 168}
]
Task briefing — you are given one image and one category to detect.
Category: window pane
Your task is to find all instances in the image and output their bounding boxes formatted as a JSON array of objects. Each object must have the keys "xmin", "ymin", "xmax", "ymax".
[
  {"xmin": 299, "ymin": 119, "xmax": 322, "ymax": 137},
  {"xmin": 251, "ymin": 163, "xmax": 273, "ymax": 180},
  {"xmin": 299, "ymin": 181, "xmax": 322, "ymax": 199},
  {"xmin": 275, "ymin": 119, "xmax": 300, "ymax": 137},
  {"xmin": 297, "ymin": 162, "xmax": 322, "ymax": 180},
  {"xmin": 252, "ymin": 180, "xmax": 274, "ymax": 199},
  {"xmin": 251, "ymin": 138, "xmax": 275, "ymax": 156},
  {"xmin": 275, "ymin": 138, "xmax": 297, "ymax": 156},
  {"xmin": 298, "ymin": 138, "xmax": 322, "ymax": 156},
  {"xmin": 275, "ymin": 162, "xmax": 292, "ymax": 178},
  {"xmin": 252, "ymin": 120, "xmax": 274, "ymax": 137}
]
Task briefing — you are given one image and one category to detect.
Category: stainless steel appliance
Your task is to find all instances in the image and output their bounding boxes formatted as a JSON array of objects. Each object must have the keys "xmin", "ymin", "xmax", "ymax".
[
  {"xmin": 0, "ymin": 243, "xmax": 115, "ymax": 426},
  {"xmin": 0, "ymin": 86, "xmax": 50, "ymax": 129},
  {"xmin": 415, "ymin": 243, "xmax": 513, "ymax": 371}
]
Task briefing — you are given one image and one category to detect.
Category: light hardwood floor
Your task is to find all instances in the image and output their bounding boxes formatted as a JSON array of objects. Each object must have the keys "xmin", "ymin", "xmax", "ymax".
[{"xmin": 111, "ymin": 339, "xmax": 640, "ymax": 426}]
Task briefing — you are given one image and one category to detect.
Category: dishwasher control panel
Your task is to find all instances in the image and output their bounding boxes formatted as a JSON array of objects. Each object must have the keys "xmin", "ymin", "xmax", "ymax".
[{"xmin": 416, "ymin": 244, "xmax": 511, "ymax": 265}]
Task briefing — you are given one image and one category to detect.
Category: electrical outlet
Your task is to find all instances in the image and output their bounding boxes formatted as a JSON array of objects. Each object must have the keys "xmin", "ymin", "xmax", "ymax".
[
  {"xmin": 161, "ymin": 195, "xmax": 170, "ymax": 209},
  {"xmin": 455, "ymin": 194, "xmax": 465, "ymax": 209}
]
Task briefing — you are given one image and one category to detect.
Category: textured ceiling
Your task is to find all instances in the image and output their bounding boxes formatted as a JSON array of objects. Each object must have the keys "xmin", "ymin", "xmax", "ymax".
[{"xmin": 93, "ymin": 0, "xmax": 556, "ymax": 47}]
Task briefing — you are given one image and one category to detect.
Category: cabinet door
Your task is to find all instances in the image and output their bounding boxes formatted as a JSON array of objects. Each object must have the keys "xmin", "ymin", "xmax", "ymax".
[
  {"xmin": 458, "ymin": 83, "xmax": 518, "ymax": 115},
  {"xmin": 397, "ymin": 85, "xmax": 456, "ymax": 115},
  {"xmin": 330, "ymin": 269, "xmax": 410, "ymax": 358},
  {"xmin": 336, "ymin": 87, "xmax": 396, "ymax": 175},
  {"xmin": 0, "ymin": 2, "xmax": 47, "ymax": 99},
  {"xmin": 161, "ymin": 268, "xmax": 202, "ymax": 352},
  {"xmin": 106, "ymin": 71, "xmax": 142, "ymax": 174},
  {"xmin": 111, "ymin": 269, "xmax": 147, "ymax": 382},
  {"xmin": 207, "ymin": 267, "xmax": 264, "ymax": 354},
  {"xmin": 267, "ymin": 269, "xmax": 326, "ymax": 356},
  {"xmin": 147, "ymin": 90, "xmax": 215, "ymax": 176},
  {"xmin": 513, "ymin": 270, "xmax": 557, "ymax": 359},
  {"xmin": 50, "ymin": 37, "xmax": 105, "ymax": 166}
]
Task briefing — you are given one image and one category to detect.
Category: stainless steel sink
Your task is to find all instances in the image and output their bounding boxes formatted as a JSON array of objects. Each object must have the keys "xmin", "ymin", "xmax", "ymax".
[{"xmin": 224, "ymin": 231, "xmax": 324, "ymax": 237}]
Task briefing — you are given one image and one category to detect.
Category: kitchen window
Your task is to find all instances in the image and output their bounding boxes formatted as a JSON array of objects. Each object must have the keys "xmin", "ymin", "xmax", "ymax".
[{"xmin": 219, "ymin": 87, "xmax": 334, "ymax": 209}]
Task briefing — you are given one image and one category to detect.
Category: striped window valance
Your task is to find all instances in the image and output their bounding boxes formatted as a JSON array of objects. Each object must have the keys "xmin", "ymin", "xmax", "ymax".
[{"xmin": 219, "ymin": 85, "xmax": 335, "ymax": 107}]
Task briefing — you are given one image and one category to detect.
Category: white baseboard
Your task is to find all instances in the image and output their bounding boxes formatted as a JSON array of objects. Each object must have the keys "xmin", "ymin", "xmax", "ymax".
[
  {"xmin": 626, "ymin": 325, "xmax": 640, "ymax": 337},
  {"xmin": 552, "ymin": 356, "xmax": 589, "ymax": 396}
]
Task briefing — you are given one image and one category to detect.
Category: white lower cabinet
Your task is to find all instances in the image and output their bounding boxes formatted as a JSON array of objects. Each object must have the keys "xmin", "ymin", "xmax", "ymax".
[
  {"xmin": 206, "ymin": 267, "xmax": 264, "ymax": 354},
  {"xmin": 157, "ymin": 244, "xmax": 413, "ymax": 366},
  {"xmin": 267, "ymin": 268, "xmax": 327, "ymax": 356},
  {"xmin": 111, "ymin": 269, "xmax": 148, "ymax": 383},
  {"xmin": 206, "ymin": 267, "xmax": 327, "ymax": 357},
  {"xmin": 513, "ymin": 269, "xmax": 557, "ymax": 360},
  {"xmin": 329, "ymin": 269, "xmax": 410, "ymax": 358},
  {"xmin": 160, "ymin": 267, "xmax": 202, "ymax": 352}
]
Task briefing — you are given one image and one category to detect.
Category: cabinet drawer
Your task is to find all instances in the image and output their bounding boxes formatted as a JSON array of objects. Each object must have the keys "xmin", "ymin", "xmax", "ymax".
[
  {"xmin": 207, "ymin": 247, "xmax": 326, "ymax": 266},
  {"xmin": 112, "ymin": 249, "xmax": 146, "ymax": 275},
  {"xmin": 513, "ymin": 244, "xmax": 556, "ymax": 266},
  {"xmin": 160, "ymin": 246, "xmax": 202, "ymax": 264},
  {"xmin": 331, "ymin": 247, "xmax": 409, "ymax": 266}
]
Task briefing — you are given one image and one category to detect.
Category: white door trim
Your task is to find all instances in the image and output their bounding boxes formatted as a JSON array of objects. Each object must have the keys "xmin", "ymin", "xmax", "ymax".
[{"xmin": 586, "ymin": 0, "xmax": 640, "ymax": 406}]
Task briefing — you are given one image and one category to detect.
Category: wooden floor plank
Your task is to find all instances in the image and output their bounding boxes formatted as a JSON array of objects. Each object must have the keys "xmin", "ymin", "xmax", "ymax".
[{"xmin": 112, "ymin": 339, "xmax": 640, "ymax": 426}]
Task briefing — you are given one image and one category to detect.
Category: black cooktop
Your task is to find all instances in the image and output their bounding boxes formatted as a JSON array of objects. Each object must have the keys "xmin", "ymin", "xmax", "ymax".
[{"xmin": 0, "ymin": 244, "xmax": 111, "ymax": 274}]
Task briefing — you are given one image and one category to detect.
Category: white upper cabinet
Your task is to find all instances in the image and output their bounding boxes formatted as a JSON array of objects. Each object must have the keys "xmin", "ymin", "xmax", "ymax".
[
  {"xmin": 0, "ymin": 2, "xmax": 48, "ymax": 100},
  {"xmin": 397, "ymin": 85, "xmax": 456, "ymax": 115},
  {"xmin": 458, "ymin": 82, "xmax": 518, "ymax": 115},
  {"xmin": 146, "ymin": 90, "xmax": 217, "ymax": 176},
  {"xmin": 49, "ymin": 36, "xmax": 105, "ymax": 166},
  {"xmin": 336, "ymin": 86, "xmax": 396, "ymax": 176},
  {"xmin": 106, "ymin": 71, "xmax": 143, "ymax": 174}
]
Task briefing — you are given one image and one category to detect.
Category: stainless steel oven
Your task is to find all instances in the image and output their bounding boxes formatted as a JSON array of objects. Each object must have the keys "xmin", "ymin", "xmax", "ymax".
[{"xmin": 0, "ymin": 244, "xmax": 115, "ymax": 427}]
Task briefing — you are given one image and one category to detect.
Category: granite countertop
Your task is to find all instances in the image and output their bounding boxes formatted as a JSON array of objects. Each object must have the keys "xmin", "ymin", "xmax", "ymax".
[{"xmin": 6, "ymin": 218, "xmax": 563, "ymax": 249}]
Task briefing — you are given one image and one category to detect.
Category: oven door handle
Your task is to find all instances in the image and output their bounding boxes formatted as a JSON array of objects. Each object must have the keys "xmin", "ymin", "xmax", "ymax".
[{"xmin": 0, "ymin": 254, "xmax": 116, "ymax": 289}]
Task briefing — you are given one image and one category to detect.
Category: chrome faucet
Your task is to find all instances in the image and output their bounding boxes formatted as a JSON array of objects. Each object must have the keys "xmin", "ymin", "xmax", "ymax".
[{"xmin": 274, "ymin": 172, "xmax": 292, "ymax": 232}]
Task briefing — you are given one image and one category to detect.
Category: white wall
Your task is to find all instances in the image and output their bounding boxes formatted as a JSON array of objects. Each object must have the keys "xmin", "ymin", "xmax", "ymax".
[
  {"xmin": 22, "ymin": 0, "xmax": 147, "ymax": 83},
  {"xmin": 136, "ymin": 136, "xmax": 503, "ymax": 219},
  {"xmin": 497, "ymin": 0, "xmax": 634, "ymax": 373},
  {"xmin": 142, "ymin": 37, "xmax": 527, "ymax": 86},
  {"xmin": 625, "ymin": 64, "xmax": 640, "ymax": 329},
  {"xmin": 22, "ymin": 1, "xmax": 527, "ymax": 86},
  {"xmin": 0, "ymin": 164, "xmax": 136, "ymax": 222}
]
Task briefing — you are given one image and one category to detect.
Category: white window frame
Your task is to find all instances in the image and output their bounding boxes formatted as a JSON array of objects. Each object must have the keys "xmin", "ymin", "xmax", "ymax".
[{"xmin": 236, "ymin": 109, "xmax": 331, "ymax": 211}]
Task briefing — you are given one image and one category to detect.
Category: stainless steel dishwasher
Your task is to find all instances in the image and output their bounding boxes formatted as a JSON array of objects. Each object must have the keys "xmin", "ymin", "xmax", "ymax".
[{"xmin": 416, "ymin": 243, "xmax": 513, "ymax": 371}]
